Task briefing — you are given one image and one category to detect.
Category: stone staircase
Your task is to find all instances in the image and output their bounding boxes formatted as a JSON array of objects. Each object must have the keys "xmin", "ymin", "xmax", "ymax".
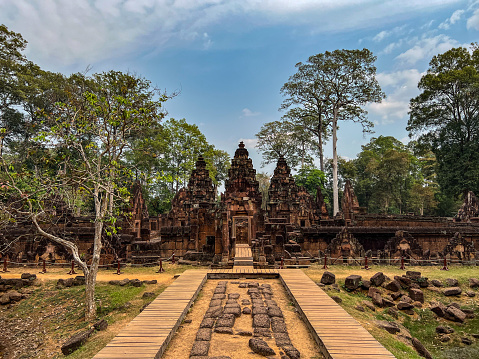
[{"xmin": 233, "ymin": 243, "xmax": 254, "ymax": 269}]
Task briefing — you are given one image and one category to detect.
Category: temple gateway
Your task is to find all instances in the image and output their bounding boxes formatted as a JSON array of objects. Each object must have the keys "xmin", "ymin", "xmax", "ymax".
[{"xmin": 3, "ymin": 142, "xmax": 479, "ymax": 266}]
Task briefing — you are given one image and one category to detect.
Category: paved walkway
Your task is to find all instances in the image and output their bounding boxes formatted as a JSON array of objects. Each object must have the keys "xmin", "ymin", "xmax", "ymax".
[
  {"xmin": 94, "ymin": 267, "xmax": 395, "ymax": 359},
  {"xmin": 280, "ymin": 270, "xmax": 396, "ymax": 359},
  {"xmin": 93, "ymin": 270, "xmax": 208, "ymax": 359}
]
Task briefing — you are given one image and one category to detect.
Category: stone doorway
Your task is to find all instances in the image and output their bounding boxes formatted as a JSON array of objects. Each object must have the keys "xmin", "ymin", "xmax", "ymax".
[{"xmin": 232, "ymin": 217, "xmax": 251, "ymax": 245}]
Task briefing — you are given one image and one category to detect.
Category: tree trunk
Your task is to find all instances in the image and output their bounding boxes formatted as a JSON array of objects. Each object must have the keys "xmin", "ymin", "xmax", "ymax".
[
  {"xmin": 317, "ymin": 124, "xmax": 324, "ymax": 172},
  {"xmin": 332, "ymin": 110, "xmax": 339, "ymax": 216},
  {"xmin": 85, "ymin": 215, "xmax": 103, "ymax": 321}
]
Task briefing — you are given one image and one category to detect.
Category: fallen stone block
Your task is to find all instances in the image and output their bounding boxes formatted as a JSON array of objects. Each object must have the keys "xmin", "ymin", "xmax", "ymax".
[{"xmin": 248, "ymin": 338, "xmax": 275, "ymax": 356}]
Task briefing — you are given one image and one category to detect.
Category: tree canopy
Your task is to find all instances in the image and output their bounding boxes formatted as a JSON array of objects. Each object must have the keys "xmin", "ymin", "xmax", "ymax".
[{"xmin": 408, "ymin": 44, "xmax": 479, "ymax": 197}]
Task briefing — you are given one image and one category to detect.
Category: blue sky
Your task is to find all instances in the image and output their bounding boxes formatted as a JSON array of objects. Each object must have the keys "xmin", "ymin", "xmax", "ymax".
[{"xmin": 2, "ymin": 0, "xmax": 479, "ymax": 174}]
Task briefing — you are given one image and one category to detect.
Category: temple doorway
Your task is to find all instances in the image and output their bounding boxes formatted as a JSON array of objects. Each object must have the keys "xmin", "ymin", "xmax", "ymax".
[{"xmin": 232, "ymin": 216, "xmax": 251, "ymax": 245}]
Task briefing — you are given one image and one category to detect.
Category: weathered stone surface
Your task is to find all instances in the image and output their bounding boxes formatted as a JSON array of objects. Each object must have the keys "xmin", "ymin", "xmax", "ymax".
[
  {"xmin": 445, "ymin": 278, "xmax": 459, "ymax": 287},
  {"xmin": 430, "ymin": 279, "xmax": 443, "ymax": 287},
  {"xmin": 466, "ymin": 290, "xmax": 476, "ymax": 297},
  {"xmin": 271, "ymin": 317, "xmax": 287, "ymax": 333},
  {"xmin": 412, "ymin": 337, "xmax": 433, "ymax": 359},
  {"xmin": 21, "ymin": 273, "xmax": 36, "ymax": 280},
  {"xmin": 236, "ymin": 330, "xmax": 252, "ymax": 336},
  {"xmin": 445, "ymin": 306, "xmax": 466, "ymax": 323},
  {"xmin": 223, "ymin": 306, "xmax": 241, "ymax": 317},
  {"xmin": 355, "ymin": 305, "xmax": 365, "ymax": 312},
  {"xmin": 344, "ymin": 275, "xmax": 362, "ymax": 291},
  {"xmin": 394, "ymin": 276, "xmax": 412, "ymax": 289},
  {"xmin": 142, "ymin": 292, "xmax": 156, "ymax": 299},
  {"xmin": 253, "ymin": 314, "xmax": 271, "ymax": 328},
  {"xmin": 214, "ymin": 327, "xmax": 234, "ymax": 335},
  {"xmin": 242, "ymin": 307, "xmax": 251, "ymax": 315},
  {"xmin": 274, "ymin": 332, "xmax": 292, "ymax": 347},
  {"xmin": 248, "ymin": 338, "xmax": 275, "ymax": 356},
  {"xmin": 61, "ymin": 328, "xmax": 94, "ymax": 355},
  {"xmin": 93, "ymin": 319, "xmax": 108, "ymax": 331},
  {"xmin": 368, "ymin": 287, "xmax": 381, "ymax": 298},
  {"xmin": 386, "ymin": 307, "xmax": 399, "ymax": 319},
  {"xmin": 73, "ymin": 276, "xmax": 85, "ymax": 286},
  {"xmin": 361, "ymin": 280, "xmax": 371, "ymax": 289},
  {"xmin": 143, "ymin": 279, "xmax": 157, "ymax": 285},
  {"xmin": 212, "ymin": 294, "xmax": 226, "ymax": 300},
  {"xmin": 376, "ymin": 321, "xmax": 400, "ymax": 334},
  {"xmin": 200, "ymin": 318, "xmax": 215, "ymax": 328},
  {"xmin": 58, "ymin": 278, "xmax": 74, "ymax": 287},
  {"xmin": 409, "ymin": 288, "xmax": 424, "ymax": 303},
  {"xmin": 382, "ymin": 298, "xmax": 395, "ymax": 307},
  {"xmin": 370, "ymin": 272, "xmax": 386, "ymax": 287},
  {"xmin": 252, "ymin": 305, "xmax": 268, "ymax": 315},
  {"xmin": 397, "ymin": 301, "xmax": 414, "ymax": 310},
  {"xmin": 362, "ymin": 300, "xmax": 376, "ymax": 311},
  {"xmin": 436, "ymin": 325, "xmax": 454, "ymax": 334},
  {"xmin": 462, "ymin": 308, "xmax": 475, "ymax": 318},
  {"xmin": 372, "ymin": 292, "xmax": 383, "ymax": 307},
  {"xmin": 406, "ymin": 271, "xmax": 421, "ymax": 279},
  {"xmin": 331, "ymin": 296, "xmax": 342, "ymax": 304},
  {"xmin": 320, "ymin": 271, "xmax": 336, "ymax": 285},
  {"xmin": 385, "ymin": 280, "xmax": 401, "ymax": 292},
  {"xmin": 461, "ymin": 337, "xmax": 473, "ymax": 345},
  {"xmin": 430, "ymin": 302, "xmax": 446, "ymax": 317},
  {"xmin": 118, "ymin": 278, "xmax": 130, "ymax": 286},
  {"xmin": 190, "ymin": 340, "xmax": 210, "ymax": 356},
  {"xmin": 443, "ymin": 287, "xmax": 462, "ymax": 296},
  {"xmin": 253, "ymin": 328, "xmax": 272, "ymax": 338},
  {"xmin": 7, "ymin": 290, "xmax": 22, "ymax": 302},
  {"xmin": 0, "ymin": 294, "xmax": 10, "ymax": 305},
  {"xmin": 108, "ymin": 280, "xmax": 120, "ymax": 285},
  {"xmin": 209, "ymin": 299, "xmax": 222, "ymax": 307},
  {"xmin": 205, "ymin": 306, "xmax": 223, "ymax": 318},
  {"xmin": 196, "ymin": 328, "xmax": 212, "ymax": 341},
  {"xmin": 282, "ymin": 344, "xmax": 300, "ymax": 359},
  {"xmin": 469, "ymin": 278, "xmax": 479, "ymax": 288},
  {"xmin": 216, "ymin": 314, "xmax": 235, "ymax": 328},
  {"xmin": 228, "ymin": 293, "xmax": 240, "ymax": 300},
  {"xmin": 268, "ymin": 306, "xmax": 283, "ymax": 317}
]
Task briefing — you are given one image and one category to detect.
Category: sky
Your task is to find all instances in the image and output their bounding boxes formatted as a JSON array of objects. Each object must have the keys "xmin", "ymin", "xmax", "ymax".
[{"xmin": 2, "ymin": 0, "xmax": 479, "ymax": 174}]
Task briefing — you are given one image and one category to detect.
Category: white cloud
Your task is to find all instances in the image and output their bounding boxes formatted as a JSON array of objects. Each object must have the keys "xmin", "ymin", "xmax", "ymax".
[
  {"xmin": 467, "ymin": 8, "xmax": 479, "ymax": 30},
  {"xmin": 395, "ymin": 35, "xmax": 461, "ymax": 65},
  {"xmin": 373, "ymin": 30, "xmax": 389, "ymax": 42},
  {"xmin": 439, "ymin": 9, "xmax": 464, "ymax": 29},
  {"xmin": 239, "ymin": 138, "xmax": 258, "ymax": 149},
  {"xmin": 241, "ymin": 108, "xmax": 260, "ymax": 117},
  {"xmin": 0, "ymin": 0, "xmax": 463, "ymax": 69},
  {"xmin": 367, "ymin": 69, "xmax": 424, "ymax": 124}
]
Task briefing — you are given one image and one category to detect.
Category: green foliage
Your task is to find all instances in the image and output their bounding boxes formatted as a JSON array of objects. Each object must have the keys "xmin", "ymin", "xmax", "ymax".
[
  {"xmin": 294, "ymin": 166, "xmax": 325, "ymax": 198},
  {"xmin": 408, "ymin": 44, "xmax": 479, "ymax": 197},
  {"xmin": 255, "ymin": 120, "xmax": 315, "ymax": 170}
]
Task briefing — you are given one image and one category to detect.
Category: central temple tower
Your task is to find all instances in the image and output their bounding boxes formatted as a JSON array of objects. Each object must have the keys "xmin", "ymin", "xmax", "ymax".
[{"xmin": 217, "ymin": 142, "xmax": 263, "ymax": 261}]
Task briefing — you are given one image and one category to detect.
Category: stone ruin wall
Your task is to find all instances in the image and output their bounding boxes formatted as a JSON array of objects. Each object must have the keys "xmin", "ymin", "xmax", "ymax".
[{"xmin": 2, "ymin": 142, "xmax": 479, "ymax": 266}]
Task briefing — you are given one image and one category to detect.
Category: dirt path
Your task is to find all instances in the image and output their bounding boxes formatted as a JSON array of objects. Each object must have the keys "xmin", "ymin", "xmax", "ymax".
[{"xmin": 163, "ymin": 279, "xmax": 323, "ymax": 359}]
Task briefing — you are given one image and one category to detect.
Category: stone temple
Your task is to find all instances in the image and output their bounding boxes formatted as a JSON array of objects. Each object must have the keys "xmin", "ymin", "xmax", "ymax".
[{"xmin": 2, "ymin": 142, "xmax": 479, "ymax": 266}]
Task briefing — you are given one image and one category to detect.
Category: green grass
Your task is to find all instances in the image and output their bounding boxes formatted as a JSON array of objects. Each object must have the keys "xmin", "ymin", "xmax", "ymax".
[{"xmin": 304, "ymin": 264, "xmax": 479, "ymax": 359}]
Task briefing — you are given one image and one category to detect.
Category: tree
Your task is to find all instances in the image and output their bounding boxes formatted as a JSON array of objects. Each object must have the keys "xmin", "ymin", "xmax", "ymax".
[
  {"xmin": 315, "ymin": 49, "xmax": 385, "ymax": 215},
  {"xmin": 280, "ymin": 66, "xmax": 330, "ymax": 172},
  {"xmin": 255, "ymin": 120, "xmax": 314, "ymax": 170},
  {"xmin": 353, "ymin": 136, "xmax": 421, "ymax": 214},
  {"xmin": 294, "ymin": 166, "xmax": 325, "ymax": 198},
  {"xmin": 1, "ymin": 70, "xmax": 169, "ymax": 320},
  {"xmin": 256, "ymin": 172, "xmax": 270, "ymax": 209},
  {"xmin": 408, "ymin": 45, "xmax": 479, "ymax": 197}
]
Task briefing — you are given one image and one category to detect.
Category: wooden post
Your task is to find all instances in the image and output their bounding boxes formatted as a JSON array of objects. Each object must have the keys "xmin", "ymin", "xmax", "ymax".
[
  {"xmin": 441, "ymin": 257, "xmax": 449, "ymax": 271},
  {"xmin": 2, "ymin": 257, "xmax": 9, "ymax": 272},
  {"xmin": 40, "ymin": 259, "xmax": 47, "ymax": 274},
  {"xmin": 323, "ymin": 254, "xmax": 328, "ymax": 270},
  {"xmin": 363, "ymin": 256, "xmax": 370, "ymax": 270},
  {"xmin": 280, "ymin": 257, "xmax": 284, "ymax": 269},
  {"xmin": 171, "ymin": 253, "xmax": 175, "ymax": 265},
  {"xmin": 399, "ymin": 256, "xmax": 405, "ymax": 270},
  {"xmin": 156, "ymin": 258, "xmax": 165, "ymax": 273},
  {"xmin": 116, "ymin": 260, "xmax": 122, "ymax": 275},
  {"xmin": 67, "ymin": 260, "xmax": 77, "ymax": 275}
]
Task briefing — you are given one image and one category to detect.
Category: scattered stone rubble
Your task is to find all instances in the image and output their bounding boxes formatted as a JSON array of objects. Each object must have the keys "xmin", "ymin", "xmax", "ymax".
[
  {"xmin": 320, "ymin": 270, "xmax": 479, "ymax": 358},
  {"xmin": 189, "ymin": 280, "xmax": 300, "ymax": 358}
]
